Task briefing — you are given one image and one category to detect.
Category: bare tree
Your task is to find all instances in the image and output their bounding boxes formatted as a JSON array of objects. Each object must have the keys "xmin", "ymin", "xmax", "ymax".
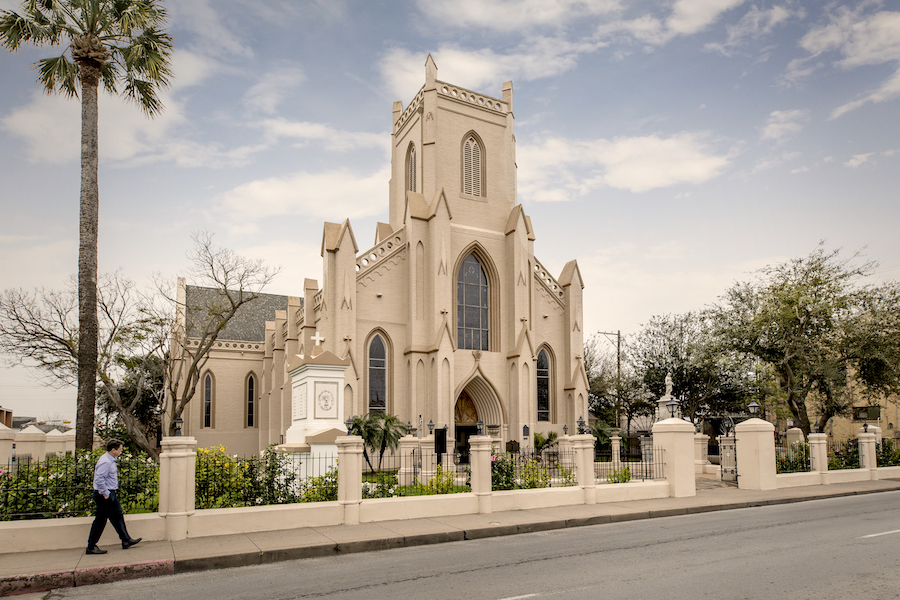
[
  {"xmin": 159, "ymin": 232, "xmax": 279, "ymax": 436},
  {"xmin": 0, "ymin": 272, "xmax": 166, "ymax": 456}
]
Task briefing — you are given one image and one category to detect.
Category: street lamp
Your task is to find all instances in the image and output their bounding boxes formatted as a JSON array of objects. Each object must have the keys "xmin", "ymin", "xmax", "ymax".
[
  {"xmin": 428, "ymin": 420, "xmax": 435, "ymax": 435},
  {"xmin": 407, "ymin": 421, "xmax": 413, "ymax": 435},
  {"xmin": 666, "ymin": 398, "xmax": 678, "ymax": 418},
  {"xmin": 476, "ymin": 420, "xmax": 484, "ymax": 435},
  {"xmin": 748, "ymin": 401, "xmax": 760, "ymax": 416},
  {"xmin": 577, "ymin": 416, "xmax": 586, "ymax": 434},
  {"xmin": 345, "ymin": 416, "xmax": 353, "ymax": 435},
  {"xmin": 864, "ymin": 422, "xmax": 869, "ymax": 433},
  {"xmin": 563, "ymin": 424, "xmax": 568, "ymax": 435},
  {"xmin": 174, "ymin": 417, "xmax": 183, "ymax": 437}
]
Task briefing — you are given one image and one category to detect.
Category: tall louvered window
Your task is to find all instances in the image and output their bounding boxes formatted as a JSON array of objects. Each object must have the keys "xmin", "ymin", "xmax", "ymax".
[
  {"xmin": 537, "ymin": 349, "xmax": 551, "ymax": 422},
  {"xmin": 368, "ymin": 334, "xmax": 387, "ymax": 414},
  {"xmin": 463, "ymin": 136, "xmax": 482, "ymax": 196},
  {"xmin": 457, "ymin": 253, "xmax": 489, "ymax": 350},
  {"xmin": 407, "ymin": 145, "xmax": 417, "ymax": 192}
]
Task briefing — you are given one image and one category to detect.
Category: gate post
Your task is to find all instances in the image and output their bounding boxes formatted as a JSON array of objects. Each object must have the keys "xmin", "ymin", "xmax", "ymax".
[
  {"xmin": 336, "ymin": 435, "xmax": 364, "ymax": 525},
  {"xmin": 610, "ymin": 434, "xmax": 621, "ymax": 468},
  {"xmin": 651, "ymin": 418, "xmax": 696, "ymax": 498},
  {"xmin": 858, "ymin": 428, "xmax": 878, "ymax": 476},
  {"xmin": 159, "ymin": 436, "xmax": 197, "ymax": 541},
  {"xmin": 469, "ymin": 435, "xmax": 493, "ymax": 514},
  {"xmin": 808, "ymin": 433, "xmax": 828, "ymax": 473},
  {"xmin": 571, "ymin": 433, "xmax": 596, "ymax": 504},
  {"xmin": 735, "ymin": 418, "xmax": 776, "ymax": 490}
]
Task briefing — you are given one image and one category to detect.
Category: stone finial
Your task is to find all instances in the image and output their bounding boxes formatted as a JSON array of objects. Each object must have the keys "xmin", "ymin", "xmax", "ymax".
[
  {"xmin": 425, "ymin": 53, "xmax": 437, "ymax": 85},
  {"xmin": 502, "ymin": 80, "xmax": 513, "ymax": 112}
]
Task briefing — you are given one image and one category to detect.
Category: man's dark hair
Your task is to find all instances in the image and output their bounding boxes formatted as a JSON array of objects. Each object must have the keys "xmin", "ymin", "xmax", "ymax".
[{"xmin": 106, "ymin": 439, "xmax": 125, "ymax": 452}]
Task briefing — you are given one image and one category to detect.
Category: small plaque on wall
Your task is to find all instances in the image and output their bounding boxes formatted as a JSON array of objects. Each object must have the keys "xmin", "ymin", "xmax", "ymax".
[
  {"xmin": 292, "ymin": 383, "xmax": 307, "ymax": 421},
  {"xmin": 314, "ymin": 381, "xmax": 339, "ymax": 419}
]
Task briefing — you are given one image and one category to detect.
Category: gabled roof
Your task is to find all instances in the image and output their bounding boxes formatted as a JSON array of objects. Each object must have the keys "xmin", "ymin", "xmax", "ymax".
[{"xmin": 321, "ymin": 219, "xmax": 359, "ymax": 255}]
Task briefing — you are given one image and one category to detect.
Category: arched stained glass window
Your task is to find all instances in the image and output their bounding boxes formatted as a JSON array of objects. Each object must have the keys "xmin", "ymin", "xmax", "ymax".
[
  {"xmin": 247, "ymin": 374, "xmax": 255, "ymax": 428},
  {"xmin": 457, "ymin": 254, "xmax": 488, "ymax": 350},
  {"xmin": 537, "ymin": 349, "xmax": 550, "ymax": 422},
  {"xmin": 369, "ymin": 335, "xmax": 387, "ymax": 413},
  {"xmin": 463, "ymin": 136, "xmax": 482, "ymax": 196},
  {"xmin": 204, "ymin": 373, "xmax": 213, "ymax": 428}
]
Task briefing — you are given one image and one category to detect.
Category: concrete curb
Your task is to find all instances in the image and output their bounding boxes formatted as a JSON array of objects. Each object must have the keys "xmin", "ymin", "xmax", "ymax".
[{"xmin": 3, "ymin": 484, "xmax": 899, "ymax": 596}]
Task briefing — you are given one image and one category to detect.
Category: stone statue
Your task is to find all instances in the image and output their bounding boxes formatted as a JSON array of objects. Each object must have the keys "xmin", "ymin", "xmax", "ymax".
[{"xmin": 665, "ymin": 372, "xmax": 673, "ymax": 397}]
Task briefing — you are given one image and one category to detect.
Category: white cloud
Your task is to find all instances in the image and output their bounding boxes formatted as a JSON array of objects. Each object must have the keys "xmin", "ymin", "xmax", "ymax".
[
  {"xmin": 667, "ymin": 0, "xmax": 746, "ymax": 36},
  {"xmin": 845, "ymin": 153, "xmax": 874, "ymax": 168},
  {"xmin": 1, "ymin": 94, "xmax": 79, "ymax": 164},
  {"xmin": 788, "ymin": 7, "xmax": 900, "ymax": 118},
  {"xmin": 243, "ymin": 67, "xmax": 307, "ymax": 114},
  {"xmin": 168, "ymin": 0, "xmax": 254, "ymax": 59},
  {"xmin": 381, "ymin": 39, "xmax": 605, "ymax": 101},
  {"xmin": 260, "ymin": 119, "xmax": 388, "ymax": 153},
  {"xmin": 416, "ymin": 0, "xmax": 620, "ymax": 31},
  {"xmin": 760, "ymin": 109, "xmax": 809, "ymax": 142},
  {"xmin": 518, "ymin": 132, "xmax": 731, "ymax": 199},
  {"xmin": 216, "ymin": 165, "xmax": 391, "ymax": 231},
  {"xmin": 705, "ymin": 4, "xmax": 794, "ymax": 54}
]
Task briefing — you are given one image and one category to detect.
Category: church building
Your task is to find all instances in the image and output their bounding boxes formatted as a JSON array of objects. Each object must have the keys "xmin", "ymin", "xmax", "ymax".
[{"xmin": 176, "ymin": 56, "xmax": 589, "ymax": 458}]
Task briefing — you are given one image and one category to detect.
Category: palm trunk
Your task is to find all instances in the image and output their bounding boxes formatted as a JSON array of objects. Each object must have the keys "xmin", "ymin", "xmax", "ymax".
[{"xmin": 75, "ymin": 65, "xmax": 101, "ymax": 451}]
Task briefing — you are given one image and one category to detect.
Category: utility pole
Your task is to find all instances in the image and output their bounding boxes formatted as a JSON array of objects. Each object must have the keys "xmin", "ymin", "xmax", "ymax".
[{"xmin": 597, "ymin": 330, "xmax": 621, "ymax": 428}]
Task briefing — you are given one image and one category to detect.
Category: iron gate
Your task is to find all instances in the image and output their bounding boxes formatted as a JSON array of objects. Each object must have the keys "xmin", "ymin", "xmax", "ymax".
[{"xmin": 720, "ymin": 435, "xmax": 737, "ymax": 483}]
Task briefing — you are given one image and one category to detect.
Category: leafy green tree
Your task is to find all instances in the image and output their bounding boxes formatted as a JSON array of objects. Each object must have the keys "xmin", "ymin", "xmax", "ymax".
[
  {"xmin": 630, "ymin": 312, "xmax": 754, "ymax": 424},
  {"xmin": 533, "ymin": 431, "xmax": 558, "ymax": 454},
  {"xmin": 583, "ymin": 333, "xmax": 618, "ymax": 424},
  {"xmin": 1, "ymin": 0, "xmax": 173, "ymax": 450},
  {"xmin": 710, "ymin": 246, "xmax": 900, "ymax": 435}
]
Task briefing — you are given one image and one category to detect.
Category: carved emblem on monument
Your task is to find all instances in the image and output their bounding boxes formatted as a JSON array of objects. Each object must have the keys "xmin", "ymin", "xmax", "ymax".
[{"xmin": 317, "ymin": 389, "xmax": 334, "ymax": 412}]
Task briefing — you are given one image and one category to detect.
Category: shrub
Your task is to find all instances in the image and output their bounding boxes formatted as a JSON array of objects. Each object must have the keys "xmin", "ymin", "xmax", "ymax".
[
  {"xmin": 776, "ymin": 442, "xmax": 811, "ymax": 473},
  {"xmin": 877, "ymin": 439, "xmax": 900, "ymax": 467},
  {"xmin": 606, "ymin": 466, "xmax": 631, "ymax": 484},
  {"xmin": 491, "ymin": 453, "xmax": 517, "ymax": 490},
  {"xmin": 518, "ymin": 459, "xmax": 550, "ymax": 489}
]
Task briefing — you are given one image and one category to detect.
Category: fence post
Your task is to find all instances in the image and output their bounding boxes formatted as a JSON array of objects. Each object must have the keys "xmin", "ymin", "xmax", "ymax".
[
  {"xmin": 735, "ymin": 418, "xmax": 777, "ymax": 490},
  {"xmin": 858, "ymin": 428, "xmax": 878, "ymax": 476},
  {"xmin": 159, "ymin": 436, "xmax": 197, "ymax": 541},
  {"xmin": 651, "ymin": 418, "xmax": 696, "ymax": 497},
  {"xmin": 808, "ymin": 433, "xmax": 828, "ymax": 473},
  {"xmin": 336, "ymin": 435, "xmax": 364, "ymax": 525},
  {"xmin": 610, "ymin": 434, "xmax": 621, "ymax": 468},
  {"xmin": 694, "ymin": 433, "xmax": 709, "ymax": 474},
  {"xmin": 397, "ymin": 435, "xmax": 420, "ymax": 486},
  {"xmin": 0, "ymin": 424, "xmax": 13, "ymax": 464},
  {"xmin": 469, "ymin": 435, "xmax": 493, "ymax": 514},
  {"xmin": 571, "ymin": 433, "xmax": 596, "ymax": 504}
]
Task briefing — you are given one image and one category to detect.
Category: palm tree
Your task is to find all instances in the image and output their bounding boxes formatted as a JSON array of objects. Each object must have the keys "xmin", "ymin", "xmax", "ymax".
[
  {"xmin": 371, "ymin": 413, "xmax": 406, "ymax": 470},
  {"xmin": 1, "ymin": 0, "xmax": 172, "ymax": 450},
  {"xmin": 348, "ymin": 414, "xmax": 379, "ymax": 473}
]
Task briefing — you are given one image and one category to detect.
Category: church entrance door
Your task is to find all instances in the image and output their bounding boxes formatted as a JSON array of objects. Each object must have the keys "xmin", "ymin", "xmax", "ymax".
[{"xmin": 454, "ymin": 391, "xmax": 479, "ymax": 464}]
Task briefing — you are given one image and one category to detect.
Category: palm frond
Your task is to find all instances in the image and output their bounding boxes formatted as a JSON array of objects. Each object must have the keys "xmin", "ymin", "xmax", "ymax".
[{"xmin": 36, "ymin": 53, "xmax": 79, "ymax": 96}]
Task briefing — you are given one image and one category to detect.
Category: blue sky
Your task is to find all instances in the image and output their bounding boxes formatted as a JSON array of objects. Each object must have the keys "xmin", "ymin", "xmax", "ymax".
[{"xmin": 1, "ymin": 0, "xmax": 899, "ymax": 421}]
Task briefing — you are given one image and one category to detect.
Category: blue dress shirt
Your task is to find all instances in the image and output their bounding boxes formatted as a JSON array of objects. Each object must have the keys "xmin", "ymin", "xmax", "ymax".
[{"xmin": 93, "ymin": 452, "xmax": 119, "ymax": 498}]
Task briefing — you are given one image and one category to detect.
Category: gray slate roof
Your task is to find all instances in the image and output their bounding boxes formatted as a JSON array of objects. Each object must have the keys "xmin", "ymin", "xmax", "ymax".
[{"xmin": 185, "ymin": 285, "xmax": 292, "ymax": 342}]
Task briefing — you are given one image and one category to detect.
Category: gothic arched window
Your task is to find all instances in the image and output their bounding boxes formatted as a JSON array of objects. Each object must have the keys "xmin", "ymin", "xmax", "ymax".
[
  {"xmin": 457, "ymin": 253, "xmax": 489, "ymax": 350},
  {"xmin": 406, "ymin": 144, "xmax": 417, "ymax": 193},
  {"xmin": 368, "ymin": 334, "xmax": 387, "ymax": 413},
  {"xmin": 462, "ymin": 135, "xmax": 482, "ymax": 196},
  {"xmin": 246, "ymin": 374, "xmax": 256, "ymax": 428},
  {"xmin": 537, "ymin": 349, "xmax": 551, "ymax": 422},
  {"xmin": 203, "ymin": 372, "xmax": 215, "ymax": 428}
]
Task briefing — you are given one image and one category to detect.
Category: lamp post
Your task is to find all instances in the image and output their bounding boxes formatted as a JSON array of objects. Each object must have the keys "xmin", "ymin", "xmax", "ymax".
[
  {"xmin": 428, "ymin": 420, "xmax": 435, "ymax": 435},
  {"xmin": 406, "ymin": 421, "xmax": 413, "ymax": 436},
  {"xmin": 174, "ymin": 417, "xmax": 183, "ymax": 437},
  {"xmin": 577, "ymin": 416, "xmax": 586, "ymax": 434},
  {"xmin": 476, "ymin": 420, "xmax": 484, "ymax": 436},
  {"xmin": 748, "ymin": 401, "xmax": 760, "ymax": 416},
  {"xmin": 563, "ymin": 424, "xmax": 568, "ymax": 435},
  {"xmin": 345, "ymin": 416, "xmax": 353, "ymax": 435},
  {"xmin": 666, "ymin": 398, "xmax": 678, "ymax": 418}
]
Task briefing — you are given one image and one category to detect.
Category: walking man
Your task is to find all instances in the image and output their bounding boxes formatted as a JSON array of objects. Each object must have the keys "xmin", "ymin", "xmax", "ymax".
[{"xmin": 86, "ymin": 439, "xmax": 142, "ymax": 555}]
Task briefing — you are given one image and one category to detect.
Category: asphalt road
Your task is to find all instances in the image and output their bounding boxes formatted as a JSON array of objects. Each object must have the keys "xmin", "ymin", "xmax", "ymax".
[{"xmin": 31, "ymin": 491, "xmax": 900, "ymax": 600}]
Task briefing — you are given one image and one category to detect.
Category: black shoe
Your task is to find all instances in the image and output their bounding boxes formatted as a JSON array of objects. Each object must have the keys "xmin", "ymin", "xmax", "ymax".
[
  {"xmin": 86, "ymin": 546, "xmax": 107, "ymax": 555},
  {"xmin": 122, "ymin": 537, "xmax": 142, "ymax": 549}
]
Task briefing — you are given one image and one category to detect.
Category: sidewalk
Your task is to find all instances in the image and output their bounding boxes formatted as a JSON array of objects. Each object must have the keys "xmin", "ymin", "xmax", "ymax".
[{"xmin": 3, "ymin": 478, "xmax": 900, "ymax": 597}]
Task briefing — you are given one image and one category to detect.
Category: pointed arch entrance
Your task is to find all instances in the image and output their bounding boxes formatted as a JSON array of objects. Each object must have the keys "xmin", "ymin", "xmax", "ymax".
[{"xmin": 454, "ymin": 376, "xmax": 504, "ymax": 463}]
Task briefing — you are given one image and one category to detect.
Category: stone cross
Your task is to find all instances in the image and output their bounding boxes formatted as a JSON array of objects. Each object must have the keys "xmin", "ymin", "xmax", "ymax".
[{"xmin": 311, "ymin": 331, "xmax": 325, "ymax": 346}]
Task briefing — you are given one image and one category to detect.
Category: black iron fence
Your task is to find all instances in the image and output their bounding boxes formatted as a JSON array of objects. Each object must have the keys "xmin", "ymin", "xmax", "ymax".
[
  {"xmin": 362, "ymin": 447, "xmax": 469, "ymax": 498},
  {"xmin": 594, "ymin": 446, "xmax": 665, "ymax": 482},
  {"xmin": 775, "ymin": 442, "xmax": 811, "ymax": 473},
  {"xmin": 827, "ymin": 439, "xmax": 860, "ymax": 470},
  {"xmin": 0, "ymin": 451, "xmax": 159, "ymax": 520},
  {"xmin": 195, "ymin": 446, "xmax": 337, "ymax": 508},
  {"xmin": 491, "ymin": 447, "xmax": 577, "ymax": 490},
  {"xmin": 877, "ymin": 439, "xmax": 900, "ymax": 467}
]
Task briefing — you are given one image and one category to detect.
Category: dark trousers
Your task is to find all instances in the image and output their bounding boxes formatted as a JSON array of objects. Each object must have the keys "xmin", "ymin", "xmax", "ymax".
[{"xmin": 87, "ymin": 490, "xmax": 130, "ymax": 547}]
